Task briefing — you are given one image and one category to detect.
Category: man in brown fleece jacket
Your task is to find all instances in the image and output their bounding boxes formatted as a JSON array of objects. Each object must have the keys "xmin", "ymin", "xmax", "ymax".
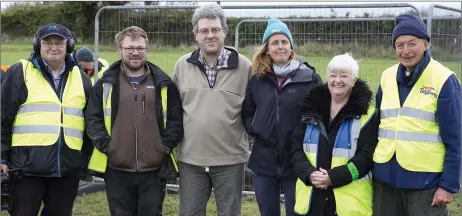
[{"xmin": 85, "ymin": 26, "xmax": 183, "ymax": 215}]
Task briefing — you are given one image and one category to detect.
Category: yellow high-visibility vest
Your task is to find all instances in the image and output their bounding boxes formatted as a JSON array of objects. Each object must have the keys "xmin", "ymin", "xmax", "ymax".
[
  {"xmin": 12, "ymin": 60, "xmax": 86, "ymax": 151},
  {"xmin": 90, "ymin": 58, "xmax": 109, "ymax": 85},
  {"xmin": 373, "ymin": 59, "xmax": 457, "ymax": 172},
  {"xmin": 294, "ymin": 107, "xmax": 376, "ymax": 216},
  {"xmin": 98, "ymin": 58, "xmax": 109, "ymax": 67},
  {"xmin": 87, "ymin": 83, "xmax": 179, "ymax": 175}
]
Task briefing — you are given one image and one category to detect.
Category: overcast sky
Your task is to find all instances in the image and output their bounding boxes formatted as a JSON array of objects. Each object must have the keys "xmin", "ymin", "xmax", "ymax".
[{"xmin": 1, "ymin": 1, "xmax": 461, "ymax": 17}]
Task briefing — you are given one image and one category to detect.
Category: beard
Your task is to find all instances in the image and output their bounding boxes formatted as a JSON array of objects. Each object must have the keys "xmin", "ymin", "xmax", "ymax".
[{"xmin": 122, "ymin": 57, "xmax": 145, "ymax": 71}]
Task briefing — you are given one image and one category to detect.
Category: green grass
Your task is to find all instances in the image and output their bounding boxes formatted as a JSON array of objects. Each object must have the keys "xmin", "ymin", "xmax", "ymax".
[
  {"xmin": 2, "ymin": 43, "xmax": 460, "ymax": 95},
  {"xmin": 72, "ymin": 192, "xmax": 268, "ymax": 216},
  {"xmin": 1, "ymin": 43, "xmax": 461, "ymax": 215},
  {"xmin": 73, "ymin": 191, "xmax": 460, "ymax": 216},
  {"xmin": 0, "ymin": 191, "xmax": 458, "ymax": 216}
]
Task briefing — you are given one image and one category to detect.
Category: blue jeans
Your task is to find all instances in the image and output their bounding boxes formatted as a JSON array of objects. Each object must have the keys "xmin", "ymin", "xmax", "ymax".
[{"xmin": 253, "ymin": 171, "xmax": 296, "ymax": 216}]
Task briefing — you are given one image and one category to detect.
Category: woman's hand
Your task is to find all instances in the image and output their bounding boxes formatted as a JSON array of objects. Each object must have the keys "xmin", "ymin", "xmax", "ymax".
[{"xmin": 309, "ymin": 168, "xmax": 332, "ymax": 189}]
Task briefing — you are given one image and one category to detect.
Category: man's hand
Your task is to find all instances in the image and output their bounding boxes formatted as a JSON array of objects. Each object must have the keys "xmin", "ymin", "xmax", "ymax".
[
  {"xmin": 431, "ymin": 187, "xmax": 453, "ymax": 206},
  {"xmin": 1, "ymin": 164, "xmax": 8, "ymax": 175}
]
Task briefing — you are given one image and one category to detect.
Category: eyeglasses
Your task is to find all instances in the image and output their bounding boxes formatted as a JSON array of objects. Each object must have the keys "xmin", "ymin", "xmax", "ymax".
[
  {"xmin": 41, "ymin": 41, "xmax": 66, "ymax": 49},
  {"xmin": 120, "ymin": 47, "xmax": 147, "ymax": 54},
  {"xmin": 198, "ymin": 28, "xmax": 222, "ymax": 36}
]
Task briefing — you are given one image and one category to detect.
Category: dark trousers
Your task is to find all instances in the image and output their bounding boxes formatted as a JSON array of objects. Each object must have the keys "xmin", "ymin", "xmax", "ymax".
[
  {"xmin": 373, "ymin": 178, "xmax": 448, "ymax": 216},
  {"xmin": 105, "ymin": 167, "xmax": 167, "ymax": 216},
  {"xmin": 252, "ymin": 172, "xmax": 296, "ymax": 216},
  {"xmin": 8, "ymin": 174, "xmax": 80, "ymax": 216}
]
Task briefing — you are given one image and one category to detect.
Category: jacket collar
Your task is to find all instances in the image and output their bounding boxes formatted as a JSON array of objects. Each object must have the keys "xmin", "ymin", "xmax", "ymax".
[
  {"xmin": 287, "ymin": 62, "xmax": 316, "ymax": 83},
  {"xmin": 300, "ymin": 78, "xmax": 372, "ymax": 120},
  {"xmin": 100, "ymin": 60, "xmax": 171, "ymax": 87},
  {"xmin": 265, "ymin": 61, "xmax": 317, "ymax": 86},
  {"xmin": 30, "ymin": 53, "xmax": 77, "ymax": 76},
  {"xmin": 396, "ymin": 50, "xmax": 431, "ymax": 86},
  {"xmin": 187, "ymin": 46, "xmax": 239, "ymax": 70}
]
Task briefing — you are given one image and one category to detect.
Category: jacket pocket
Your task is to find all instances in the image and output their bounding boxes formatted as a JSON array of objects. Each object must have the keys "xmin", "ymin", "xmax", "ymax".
[
  {"xmin": 107, "ymin": 139, "xmax": 135, "ymax": 170},
  {"xmin": 251, "ymin": 106, "xmax": 277, "ymax": 147},
  {"xmin": 225, "ymin": 90, "xmax": 243, "ymax": 98}
]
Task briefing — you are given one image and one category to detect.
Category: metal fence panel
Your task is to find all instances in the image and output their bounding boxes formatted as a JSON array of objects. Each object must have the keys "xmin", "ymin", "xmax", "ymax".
[
  {"xmin": 426, "ymin": 4, "xmax": 461, "ymax": 78},
  {"xmin": 93, "ymin": 3, "xmax": 422, "ymax": 97}
]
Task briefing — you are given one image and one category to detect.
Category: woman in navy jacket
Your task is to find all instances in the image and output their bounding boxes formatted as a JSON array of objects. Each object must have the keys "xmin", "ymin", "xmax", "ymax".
[{"xmin": 241, "ymin": 18, "xmax": 322, "ymax": 216}]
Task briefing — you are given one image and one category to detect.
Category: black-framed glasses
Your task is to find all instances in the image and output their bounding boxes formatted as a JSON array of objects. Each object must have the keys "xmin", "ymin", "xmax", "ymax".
[
  {"xmin": 198, "ymin": 28, "xmax": 222, "ymax": 36},
  {"xmin": 41, "ymin": 40, "xmax": 66, "ymax": 49},
  {"xmin": 120, "ymin": 46, "xmax": 147, "ymax": 54}
]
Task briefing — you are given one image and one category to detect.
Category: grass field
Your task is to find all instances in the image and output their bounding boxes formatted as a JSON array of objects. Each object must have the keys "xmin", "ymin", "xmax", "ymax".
[
  {"xmin": 3, "ymin": 43, "xmax": 461, "ymax": 94},
  {"xmin": 1, "ymin": 43, "xmax": 461, "ymax": 215},
  {"xmin": 0, "ymin": 191, "xmax": 459, "ymax": 216}
]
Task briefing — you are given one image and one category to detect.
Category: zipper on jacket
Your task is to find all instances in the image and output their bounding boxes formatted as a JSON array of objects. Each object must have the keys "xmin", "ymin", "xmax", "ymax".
[
  {"xmin": 275, "ymin": 88, "xmax": 282, "ymax": 177},
  {"xmin": 134, "ymin": 88, "xmax": 139, "ymax": 172},
  {"xmin": 57, "ymin": 77, "xmax": 65, "ymax": 177},
  {"xmin": 142, "ymin": 91, "xmax": 146, "ymax": 115}
]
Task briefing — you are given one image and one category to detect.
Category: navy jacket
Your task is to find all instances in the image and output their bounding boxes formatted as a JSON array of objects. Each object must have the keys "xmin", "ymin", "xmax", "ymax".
[
  {"xmin": 373, "ymin": 51, "xmax": 461, "ymax": 193},
  {"xmin": 242, "ymin": 62, "xmax": 322, "ymax": 178},
  {"xmin": 1, "ymin": 69, "xmax": 5, "ymax": 83}
]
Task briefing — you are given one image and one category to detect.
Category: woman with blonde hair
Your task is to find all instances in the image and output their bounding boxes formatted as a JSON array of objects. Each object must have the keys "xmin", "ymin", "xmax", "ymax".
[
  {"xmin": 241, "ymin": 18, "xmax": 322, "ymax": 216},
  {"xmin": 290, "ymin": 53, "xmax": 379, "ymax": 216}
]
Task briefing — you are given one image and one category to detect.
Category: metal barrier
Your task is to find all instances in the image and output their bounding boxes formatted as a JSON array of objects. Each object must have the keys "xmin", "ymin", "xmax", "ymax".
[
  {"xmin": 92, "ymin": 3, "xmax": 421, "ymax": 87},
  {"xmin": 426, "ymin": 4, "xmax": 461, "ymax": 77}
]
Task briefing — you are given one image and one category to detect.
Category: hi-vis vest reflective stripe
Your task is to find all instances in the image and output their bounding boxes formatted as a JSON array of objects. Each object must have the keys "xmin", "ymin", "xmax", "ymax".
[
  {"xmin": 373, "ymin": 59, "xmax": 457, "ymax": 172},
  {"xmin": 87, "ymin": 83, "xmax": 179, "ymax": 174},
  {"xmin": 90, "ymin": 58, "xmax": 109, "ymax": 85},
  {"xmin": 294, "ymin": 107, "xmax": 376, "ymax": 216},
  {"xmin": 12, "ymin": 60, "xmax": 86, "ymax": 150}
]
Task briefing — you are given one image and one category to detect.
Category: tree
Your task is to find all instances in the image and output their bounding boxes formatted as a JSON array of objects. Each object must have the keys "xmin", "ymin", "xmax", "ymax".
[{"xmin": 62, "ymin": 1, "xmax": 129, "ymax": 42}]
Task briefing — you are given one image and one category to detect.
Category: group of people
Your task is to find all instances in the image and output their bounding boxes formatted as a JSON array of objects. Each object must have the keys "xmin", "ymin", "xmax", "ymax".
[{"xmin": 1, "ymin": 3, "xmax": 460, "ymax": 216}]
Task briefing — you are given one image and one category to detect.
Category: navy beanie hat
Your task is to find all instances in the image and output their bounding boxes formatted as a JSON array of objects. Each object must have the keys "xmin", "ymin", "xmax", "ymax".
[
  {"xmin": 262, "ymin": 18, "xmax": 294, "ymax": 47},
  {"xmin": 392, "ymin": 13, "xmax": 430, "ymax": 48},
  {"xmin": 76, "ymin": 47, "xmax": 94, "ymax": 62}
]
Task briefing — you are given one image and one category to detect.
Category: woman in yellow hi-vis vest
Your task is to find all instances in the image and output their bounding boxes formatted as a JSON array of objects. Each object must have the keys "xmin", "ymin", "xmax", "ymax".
[
  {"xmin": 290, "ymin": 53, "xmax": 379, "ymax": 216},
  {"xmin": 1, "ymin": 23, "xmax": 93, "ymax": 216}
]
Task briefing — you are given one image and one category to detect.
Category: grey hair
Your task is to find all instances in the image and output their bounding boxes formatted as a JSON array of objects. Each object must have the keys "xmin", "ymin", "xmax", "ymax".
[{"xmin": 191, "ymin": 3, "xmax": 228, "ymax": 34}]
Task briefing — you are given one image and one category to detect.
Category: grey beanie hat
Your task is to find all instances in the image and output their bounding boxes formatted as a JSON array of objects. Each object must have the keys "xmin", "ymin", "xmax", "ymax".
[{"xmin": 76, "ymin": 47, "xmax": 94, "ymax": 62}]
